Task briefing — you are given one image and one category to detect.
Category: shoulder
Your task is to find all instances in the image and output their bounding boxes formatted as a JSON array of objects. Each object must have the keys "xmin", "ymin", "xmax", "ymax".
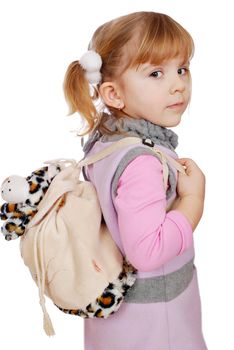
[
  {"xmin": 113, "ymin": 153, "xmax": 167, "ymax": 206},
  {"xmin": 119, "ymin": 153, "xmax": 162, "ymax": 177},
  {"xmin": 112, "ymin": 147, "xmax": 164, "ymax": 198}
]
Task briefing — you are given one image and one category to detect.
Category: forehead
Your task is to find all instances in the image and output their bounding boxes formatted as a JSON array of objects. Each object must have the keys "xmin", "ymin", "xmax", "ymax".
[{"xmin": 137, "ymin": 56, "xmax": 190, "ymax": 71}]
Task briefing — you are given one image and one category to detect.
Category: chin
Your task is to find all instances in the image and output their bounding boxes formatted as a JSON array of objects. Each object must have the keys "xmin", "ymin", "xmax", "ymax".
[{"xmin": 166, "ymin": 118, "xmax": 181, "ymax": 128}]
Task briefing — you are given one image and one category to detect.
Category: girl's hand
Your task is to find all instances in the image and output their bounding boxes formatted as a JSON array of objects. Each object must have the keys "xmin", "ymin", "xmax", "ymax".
[{"xmin": 176, "ymin": 158, "xmax": 206, "ymax": 201}]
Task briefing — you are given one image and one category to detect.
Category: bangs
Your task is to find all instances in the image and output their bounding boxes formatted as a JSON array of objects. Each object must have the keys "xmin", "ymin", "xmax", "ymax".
[{"xmin": 127, "ymin": 14, "xmax": 194, "ymax": 70}]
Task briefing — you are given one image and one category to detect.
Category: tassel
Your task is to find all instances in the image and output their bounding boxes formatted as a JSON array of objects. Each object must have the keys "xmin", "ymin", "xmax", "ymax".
[{"xmin": 43, "ymin": 310, "xmax": 55, "ymax": 336}]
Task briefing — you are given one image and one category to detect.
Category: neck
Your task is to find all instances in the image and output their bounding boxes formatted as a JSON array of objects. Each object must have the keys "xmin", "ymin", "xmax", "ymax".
[{"xmin": 82, "ymin": 112, "xmax": 179, "ymax": 155}]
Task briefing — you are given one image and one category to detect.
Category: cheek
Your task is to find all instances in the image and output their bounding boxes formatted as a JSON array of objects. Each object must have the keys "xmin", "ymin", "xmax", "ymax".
[
  {"xmin": 124, "ymin": 84, "xmax": 144, "ymax": 104},
  {"xmin": 139, "ymin": 89, "xmax": 164, "ymax": 107},
  {"xmin": 186, "ymin": 79, "xmax": 192, "ymax": 94}
]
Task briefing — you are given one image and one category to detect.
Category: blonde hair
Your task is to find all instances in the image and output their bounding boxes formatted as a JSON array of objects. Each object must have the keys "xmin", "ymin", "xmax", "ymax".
[{"xmin": 63, "ymin": 11, "xmax": 195, "ymax": 137}]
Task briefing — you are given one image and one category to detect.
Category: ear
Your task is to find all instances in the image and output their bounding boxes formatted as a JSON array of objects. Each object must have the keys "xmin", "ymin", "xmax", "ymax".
[{"xmin": 98, "ymin": 81, "xmax": 124, "ymax": 109}]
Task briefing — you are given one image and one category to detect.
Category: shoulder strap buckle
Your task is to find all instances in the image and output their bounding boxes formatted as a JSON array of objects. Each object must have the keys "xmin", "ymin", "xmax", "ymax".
[{"xmin": 142, "ymin": 138, "xmax": 154, "ymax": 147}]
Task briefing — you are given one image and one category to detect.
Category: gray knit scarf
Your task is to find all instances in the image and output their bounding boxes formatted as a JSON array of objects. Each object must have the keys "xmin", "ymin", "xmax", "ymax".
[{"xmin": 82, "ymin": 113, "xmax": 179, "ymax": 156}]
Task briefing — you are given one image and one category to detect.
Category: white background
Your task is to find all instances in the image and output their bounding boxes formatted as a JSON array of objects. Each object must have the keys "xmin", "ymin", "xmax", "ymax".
[{"xmin": 0, "ymin": 1, "xmax": 233, "ymax": 349}]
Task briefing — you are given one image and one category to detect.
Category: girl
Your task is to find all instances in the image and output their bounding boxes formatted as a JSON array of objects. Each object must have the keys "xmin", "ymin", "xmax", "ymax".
[{"xmin": 63, "ymin": 11, "xmax": 207, "ymax": 350}]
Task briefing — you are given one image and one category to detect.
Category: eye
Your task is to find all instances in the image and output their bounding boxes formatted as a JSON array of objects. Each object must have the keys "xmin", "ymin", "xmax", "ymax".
[
  {"xmin": 150, "ymin": 70, "xmax": 163, "ymax": 78},
  {"xmin": 178, "ymin": 67, "xmax": 189, "ymax": 75}
]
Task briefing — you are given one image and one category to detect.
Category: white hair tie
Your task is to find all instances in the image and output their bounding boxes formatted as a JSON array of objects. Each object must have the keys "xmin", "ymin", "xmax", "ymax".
[{"xmin": 79, "ymin": 50, "xmax": 102, "ymax": 84}]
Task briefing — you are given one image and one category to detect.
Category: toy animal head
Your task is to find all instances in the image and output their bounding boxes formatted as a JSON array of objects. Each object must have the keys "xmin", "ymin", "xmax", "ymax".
[
  {"xmin": 1, "ymin": 175, "xmax": 29, "ymax": 203},
  {"xmin": 0, "ymin": 164, "xmax": 62, "ymax": 240}
]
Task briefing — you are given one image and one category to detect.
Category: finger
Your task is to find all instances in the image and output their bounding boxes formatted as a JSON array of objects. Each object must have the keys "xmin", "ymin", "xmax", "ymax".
[
  {"xmin": 177, "ymin": 158, "xmax": 194, "ymax": 168},
  {"xmin": 177, "ymin": 159, "xmax": 194, "ymax": 175},
  {"xmin": 177, "ymin": 158, "xmax": 189, "ymax": 163},
  {"xmin": 176, "ymin": 158, "xmax": 188, "ymax": 169}
]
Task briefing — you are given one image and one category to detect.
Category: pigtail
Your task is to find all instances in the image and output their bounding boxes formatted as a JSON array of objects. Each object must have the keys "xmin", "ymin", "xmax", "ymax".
[{"xmin": 63, "ymin": 60, "xmax": 99, "ymax": 136}]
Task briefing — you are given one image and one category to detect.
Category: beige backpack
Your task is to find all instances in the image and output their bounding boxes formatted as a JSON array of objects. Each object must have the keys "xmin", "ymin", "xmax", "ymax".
[{"xmin": 20, "ymin": 136, "xmax": 185, "ymax": 336}]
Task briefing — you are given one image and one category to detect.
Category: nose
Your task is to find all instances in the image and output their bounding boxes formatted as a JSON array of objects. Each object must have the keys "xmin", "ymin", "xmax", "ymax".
[{"xmin": 169, "ymin": 75, "xmax": 186, "ymax": 94}]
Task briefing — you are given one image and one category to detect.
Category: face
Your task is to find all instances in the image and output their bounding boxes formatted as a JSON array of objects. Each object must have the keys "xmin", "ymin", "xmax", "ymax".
[{"xmin": 116, "ymin": 56, "xmax": 192, "ymax": 127}]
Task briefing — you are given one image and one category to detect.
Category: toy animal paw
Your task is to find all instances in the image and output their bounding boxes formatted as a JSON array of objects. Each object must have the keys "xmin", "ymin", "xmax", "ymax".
[{"xmin": 0, "ymin": 164, "xmax": 62, "ymax": 241}]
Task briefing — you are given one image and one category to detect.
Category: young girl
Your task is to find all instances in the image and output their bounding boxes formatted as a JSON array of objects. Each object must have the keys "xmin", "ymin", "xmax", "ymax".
[{"xmin": 63, "ymin": 11, "xmax": 207, "ymax": 350}]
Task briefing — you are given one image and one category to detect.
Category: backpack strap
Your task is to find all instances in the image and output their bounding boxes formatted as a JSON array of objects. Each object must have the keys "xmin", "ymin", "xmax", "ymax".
[
  {"xmin": 41, "ymin": 137, "xmax": 185, "ymax": 199},
  {"xmin": 78, "ymin": 137, "xmax": 185, "ymax": 172},
  {"xmin": 77, "ymin": 137, "xmax": 186, "ymax": 191}
]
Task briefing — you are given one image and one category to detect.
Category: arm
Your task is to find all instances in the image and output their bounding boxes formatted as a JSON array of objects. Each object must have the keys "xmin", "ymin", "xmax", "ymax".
[
  {"xmin": 113, "ymin": 154, "xmax": 194, "ymax": 272},
  {"xmin": 169, "ymin": 195, "xmax": 204, "ymax": 232}
]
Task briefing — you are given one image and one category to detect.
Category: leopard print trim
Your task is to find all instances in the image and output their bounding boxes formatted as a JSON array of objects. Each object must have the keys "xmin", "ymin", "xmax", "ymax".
[{"xmin": 54, "ymin": 258, "xmax": 137, "ymax": 318}]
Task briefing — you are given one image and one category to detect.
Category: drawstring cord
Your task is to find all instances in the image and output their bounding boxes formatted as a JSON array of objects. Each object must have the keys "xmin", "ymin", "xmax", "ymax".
[
  {"xmin": 31, "ymin": 158, "xmax": 79, "ymax": 336},
  {"xmin": 33, "ymin": 201, "xmax": 57, "ymax": 336},
  {"xmin": 43, "ymin": 158, "xmax": 78, "ymax": 168}
]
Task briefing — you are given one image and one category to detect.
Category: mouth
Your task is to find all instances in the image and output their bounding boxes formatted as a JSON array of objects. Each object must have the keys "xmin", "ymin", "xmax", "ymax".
[{"xmin": 167, "ymin": 102, "xmax": 184, "ymax": 109}]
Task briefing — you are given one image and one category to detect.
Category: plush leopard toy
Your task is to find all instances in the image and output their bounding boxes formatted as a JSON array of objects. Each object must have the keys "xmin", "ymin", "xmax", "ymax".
[{"xmin": 0, "ymin": 164, "xmax": 62, "ymax": 241}]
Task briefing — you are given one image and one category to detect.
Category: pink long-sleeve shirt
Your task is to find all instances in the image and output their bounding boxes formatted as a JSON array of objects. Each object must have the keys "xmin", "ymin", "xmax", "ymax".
[{"xmin": 113, "ymin": 154, "xmax": 193, "ymax": 272}]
